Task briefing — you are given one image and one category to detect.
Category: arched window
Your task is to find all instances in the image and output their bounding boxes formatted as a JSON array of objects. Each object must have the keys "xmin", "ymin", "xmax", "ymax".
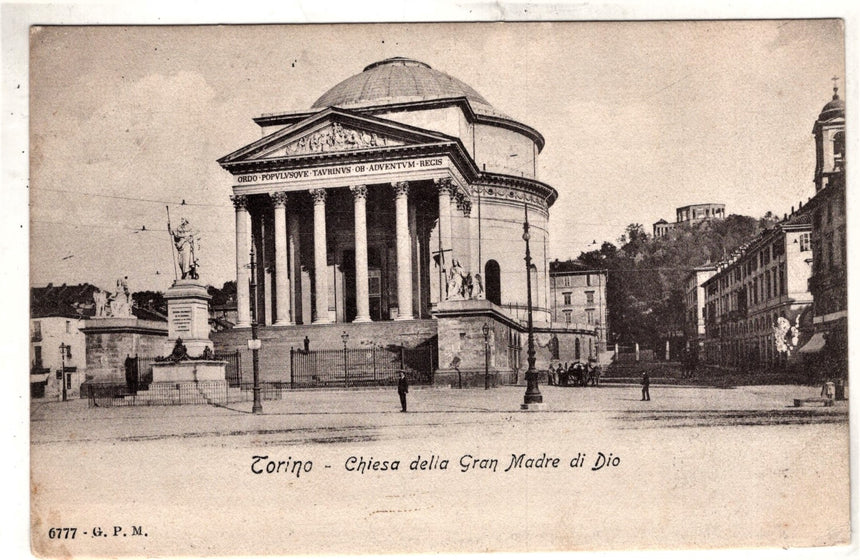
[
  {"xmin": 485, "ymin": 260, "xmax": 501, "ymax": 305},
  {"xmin": 833, "ymin": 131, "xmax": 845, "ymax": 159}
]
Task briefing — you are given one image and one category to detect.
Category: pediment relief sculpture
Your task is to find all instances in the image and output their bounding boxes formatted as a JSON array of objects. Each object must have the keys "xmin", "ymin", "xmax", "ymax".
[{"xmin": 269, "ymin": 123, "xmax": 404, "ymax": 157}]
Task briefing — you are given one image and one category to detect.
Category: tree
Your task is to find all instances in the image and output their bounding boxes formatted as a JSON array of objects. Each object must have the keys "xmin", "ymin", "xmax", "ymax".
[
  {"xmin": 132, "ymin": 291, "xmax": 166, "ymax": 315},
  {"xmin": 208, "ymin": 281, "xmax": 236, "ymax": 307},
  {"xmin": 574, "ymin": 213, "xmax": 772, "ymax": 350}
]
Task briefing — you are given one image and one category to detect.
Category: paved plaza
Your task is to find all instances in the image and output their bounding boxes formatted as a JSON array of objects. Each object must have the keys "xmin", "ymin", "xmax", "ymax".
[{"xmin": 31, "ymin": 384, "xmax": 849, "ymax": 556}]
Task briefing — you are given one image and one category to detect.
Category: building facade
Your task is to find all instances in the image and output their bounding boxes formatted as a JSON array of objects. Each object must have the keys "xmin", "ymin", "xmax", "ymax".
[
  {"xmin": 798, "ymin": 85, "xmax": 846, "ymax": 376},
  {"xmin": 213, "ymin": 57, "xmax": 598, "ymax": 384},
  {"xmin": 548, "ymin": 261, "xmax": 608, "ymax": 355},
  {"xmin": 653, "ymin": 203, "xmax": 726, "ymax": 238},
  {"xmin": 683, "ymin": 264, "xmax": 717, "ymax": 351},
  {"xmin": 701, "ymin": 217, "xmax": 813, "ymax": 368},
  {"xmin": 30, "ymin": 284, "xmax": 97, "ymax": 398}
]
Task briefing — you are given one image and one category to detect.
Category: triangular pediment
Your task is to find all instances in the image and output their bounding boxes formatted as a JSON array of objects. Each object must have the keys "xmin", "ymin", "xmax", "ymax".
[{"xmin": 219, "ymin": 108, "xmax": 458, "ymax": 166}]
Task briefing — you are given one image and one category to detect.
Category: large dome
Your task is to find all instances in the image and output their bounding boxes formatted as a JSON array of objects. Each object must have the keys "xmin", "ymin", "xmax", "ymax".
[{"xmin": 311, "ymin": 57, "xmax": 507, "ymax": 118}]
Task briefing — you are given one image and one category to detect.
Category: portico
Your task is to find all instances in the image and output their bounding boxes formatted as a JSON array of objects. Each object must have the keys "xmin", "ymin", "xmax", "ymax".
[{"xmin": 220, "ymin": 112, "xmax": 481, "ymax": 326}]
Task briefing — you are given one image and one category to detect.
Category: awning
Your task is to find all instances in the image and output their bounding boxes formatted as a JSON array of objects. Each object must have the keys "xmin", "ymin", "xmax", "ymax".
[{"xmin": 799, "ymin": 332, "xmax": 826, "ymax": 354}]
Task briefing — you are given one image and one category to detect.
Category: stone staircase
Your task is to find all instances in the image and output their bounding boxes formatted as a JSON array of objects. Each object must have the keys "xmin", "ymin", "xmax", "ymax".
[{"xmin": 600, "ymin": 361, "xmax": 689, "ymax": 385}]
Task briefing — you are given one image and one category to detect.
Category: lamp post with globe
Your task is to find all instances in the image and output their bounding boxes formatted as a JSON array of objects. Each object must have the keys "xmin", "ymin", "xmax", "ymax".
[{"xmin": 521, "ymin": 203, "xmax": 543, "ymax": 408}]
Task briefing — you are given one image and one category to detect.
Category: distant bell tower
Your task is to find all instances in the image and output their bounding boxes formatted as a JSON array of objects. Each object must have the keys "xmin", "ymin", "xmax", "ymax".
[{"xmin": 813, "ymin": 78, "xmax": 846, "ymax": 192}]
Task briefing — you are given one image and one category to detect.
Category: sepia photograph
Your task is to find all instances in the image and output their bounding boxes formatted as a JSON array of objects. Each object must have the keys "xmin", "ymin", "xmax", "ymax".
[{"xmin": 14, "ymin": 11, "xmax": 853, "ymax": 559}]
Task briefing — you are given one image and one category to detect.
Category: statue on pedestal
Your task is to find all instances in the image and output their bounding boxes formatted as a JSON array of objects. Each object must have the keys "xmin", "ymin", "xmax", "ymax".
[
  {"xmin": 93, "ymin": 288, "xmax": 108, "ymax": 317},
  {"xmin": 446, "ymin": 259, "xmax": 465, "ymax": 300},
  {"xmin": 471, "ymin": 273, "xmax": 484, "ymax": 299},
  {"xmin": 92, "ymin": 277, "xmax": 133, "ymax": 318},
  {"xmin": 168, "ymin": 217, "xmax": 199, "ymax": 280}
]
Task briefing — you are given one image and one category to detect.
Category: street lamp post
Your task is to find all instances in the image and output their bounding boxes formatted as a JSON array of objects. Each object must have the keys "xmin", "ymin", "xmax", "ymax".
[
  {"xmin": 59, "ymin": 343, "xmax": 68, "ymax": 402},
  {"xmin": 482, "ymin": 322, "xmax": 490, "ymax": 390},
  {"xmin": 521, "ymin": 204, "xmax": 543, "ymax": 408},
  {"xmin": 250, "ymin": 246, "xmax": 262, "ymax": 414}
]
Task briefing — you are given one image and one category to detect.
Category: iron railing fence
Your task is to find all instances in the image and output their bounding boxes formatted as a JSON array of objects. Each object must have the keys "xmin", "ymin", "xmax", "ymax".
[
  {"xmin": 290, "ymin": 345, "xmax": 434, "ymax": 388},
  {"xmin": 497, "ymin": 369, "xmax": 520, "ymax": 386}
]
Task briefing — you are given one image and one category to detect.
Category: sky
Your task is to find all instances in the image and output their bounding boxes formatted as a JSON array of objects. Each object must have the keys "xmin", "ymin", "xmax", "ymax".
[{"xmin": 24, "ymin": 20, "xmax": 846, "ymax": 293}]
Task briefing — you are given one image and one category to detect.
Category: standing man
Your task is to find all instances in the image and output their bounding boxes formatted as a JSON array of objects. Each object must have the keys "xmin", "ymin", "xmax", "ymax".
[
  {"xmin": 641, "ymin": 371, "xmax": 650, "ymax": 401},
  {"xmin": 397, "ymin": 370, "xmax": 409, "ymax": 412}
]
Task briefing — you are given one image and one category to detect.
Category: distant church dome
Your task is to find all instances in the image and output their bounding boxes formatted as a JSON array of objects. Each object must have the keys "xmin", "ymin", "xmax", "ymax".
[
  {"xmin": 819, "ymin": 87, "xmax": 845, "ymax": 121},
  {"xmin": 311, "ymin": 57, "xmax": 507, "ymax": 118}
]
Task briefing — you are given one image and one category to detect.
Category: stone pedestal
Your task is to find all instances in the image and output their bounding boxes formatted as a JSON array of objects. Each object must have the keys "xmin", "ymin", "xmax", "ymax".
[
  {"xmin": 81, "ymin": 317, "xmax": 169, "ymax": 383},
  {"xmin": 151, "ymin": 360, "xmax": 227, "ymax": 383},
  {"xmin": 164, "ymin": 279, "xmax": 213, "ymax": 358}
]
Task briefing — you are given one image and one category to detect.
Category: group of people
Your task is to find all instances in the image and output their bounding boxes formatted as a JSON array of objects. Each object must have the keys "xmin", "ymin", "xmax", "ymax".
[{"xmin": 547, "ymin": 361, "xmax": 601, "ymax": 387}]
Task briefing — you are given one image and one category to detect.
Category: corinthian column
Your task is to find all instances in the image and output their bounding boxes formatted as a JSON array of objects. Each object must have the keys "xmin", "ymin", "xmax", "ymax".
[
  {"xmin": 350, "ymin": 185, "xmax": 371, "ymax": 322},
  {"xmin": 231, "ymin": 194, "xmax": 251, "ymax": 328},
  {"xmin": 270, "ymin": 191, "xmax": 292, "ymax": 325},
  {"xmin": 393, "ymin": 181, "xmax": 413, "ymax": 320},
  {"xmin": 310, "ymin": 188, "xmax": 331, "ymax": 324},
  {"xmin": 435, "ymin": 177, "xmax": 454, "ymax": 257},
  {"xmin": 434, "ymin": 177, "xmax": 454, "ymax": 300}
]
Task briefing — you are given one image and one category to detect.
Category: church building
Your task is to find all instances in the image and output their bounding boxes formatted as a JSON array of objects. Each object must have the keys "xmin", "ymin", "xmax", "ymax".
[{"xmin": 212, "ymin": 57, "xmax": 596, "ymax": 385}]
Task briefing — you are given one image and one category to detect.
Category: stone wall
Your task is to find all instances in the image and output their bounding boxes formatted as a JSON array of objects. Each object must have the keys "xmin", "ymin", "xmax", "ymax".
[
  {"xmin": 434, "ymin": 299, "xmax": 599, "ymax": 387},
  {"xmin": 82, "ymin": 318, "xmax": 169, "ymax": 383}
]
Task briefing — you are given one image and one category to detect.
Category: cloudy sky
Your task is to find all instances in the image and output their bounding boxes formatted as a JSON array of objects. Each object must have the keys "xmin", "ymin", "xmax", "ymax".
[{"xmin": 25, "ymin": 20, "xmax": 845, "ymax": 292}]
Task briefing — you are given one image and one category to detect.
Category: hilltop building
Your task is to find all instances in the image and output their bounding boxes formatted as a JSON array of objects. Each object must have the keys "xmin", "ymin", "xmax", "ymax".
[{"xmin": 653, "ymin": 203, "xmax": 726, "ymax": 238}]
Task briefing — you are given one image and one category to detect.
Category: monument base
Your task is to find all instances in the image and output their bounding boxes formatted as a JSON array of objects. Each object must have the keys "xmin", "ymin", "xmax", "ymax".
[
  {"xmin": 151, "ymin": 360, "xmax": 227, "ymax": 383},
  {"xmin": 165, "ymin": 279, "xmax": 213, "ymax": 358},
  {"xmin": 81, "ymin": 317, "xmax": 169, "ymax": 384},
  {"xmin": 182, "ymin": 339, "xmax": 214, "ymax": 358}
]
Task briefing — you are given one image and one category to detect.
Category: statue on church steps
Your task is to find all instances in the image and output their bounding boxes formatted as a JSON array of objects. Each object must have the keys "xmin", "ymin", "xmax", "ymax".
[{"xmin": 447, "ymin": 259, "xmax": 465, "ymax": 300}]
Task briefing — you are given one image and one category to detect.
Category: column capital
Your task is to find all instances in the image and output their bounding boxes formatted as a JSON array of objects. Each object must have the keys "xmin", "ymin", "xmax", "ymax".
[
  {"xmin": 433, "ymin": 176, "xmax": 454, "ymax": 196},
  {"xmin": 269, "ymin": 191, "xmax": 289, "ymax": 208},
  {"xmin": 310, "ymin": 188, "xmax": 327, "ymax": 205},
  {"xmin": 349, "ymin": 185, "xmax": 368, "ymax": 200},
  {"xmin": 453, "ymin": 190, "xmax": 473, "ymax": 216},
  {"xmin": 230, "ymin": 194, "xmax": 249, "ymax": 210},
  {"xmin": 392, "ymin": 181, "xmax": 410, "ymax": 198}
]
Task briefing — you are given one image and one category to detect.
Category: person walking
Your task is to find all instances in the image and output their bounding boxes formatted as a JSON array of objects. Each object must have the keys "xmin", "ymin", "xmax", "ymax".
[
  {"xmin": 641, "ymin": 372, "xmax": 650, "ymax": 401},
  {"xmin": 397, "ymin": 370, "xmax": 409, "ymax": 412}
]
